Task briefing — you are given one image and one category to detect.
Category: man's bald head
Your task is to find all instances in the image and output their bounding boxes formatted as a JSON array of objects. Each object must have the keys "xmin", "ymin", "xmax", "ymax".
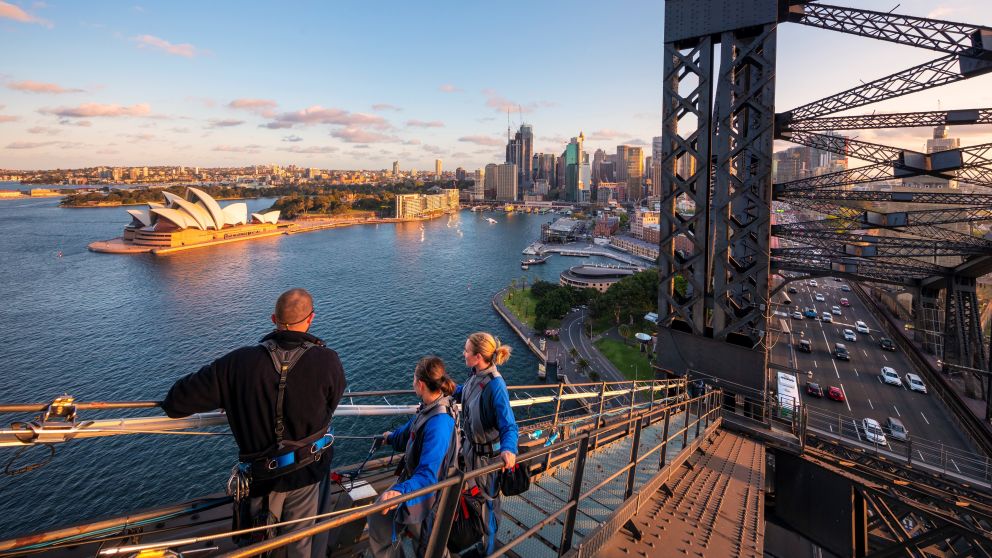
[{"xmin": 272, "ymin": 288, "xmax": 315, "ymax": 331}]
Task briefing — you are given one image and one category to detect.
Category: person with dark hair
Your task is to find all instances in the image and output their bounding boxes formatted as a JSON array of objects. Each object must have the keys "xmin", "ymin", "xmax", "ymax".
[
  {"xmin": 456, "ymin": 332, "xmax": 519, "ymax": 556},
  {"xmin": 162, "ymin": 288, "xmax": 346, "ymax": 558},
  {"xmin": 367, "ymin": 356, "xmax": 459, "ymax": 558}
]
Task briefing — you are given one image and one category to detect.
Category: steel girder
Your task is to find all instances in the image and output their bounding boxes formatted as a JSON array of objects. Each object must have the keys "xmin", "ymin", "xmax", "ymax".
[
  {"xmin": 787, "ymin": 3, "xmax": 992, "ymax": 56},
  {"xmin": 777, "ymin": 187, "xmax": 992, "ymax": 206},
  {"xmin": 784, "ymin": 108, "xmax": 992, "ymax": 132},
  {"xmin": 944, "ymin": 275, "xmax": 989, "ymax": 374},
  {"xmin": 658, "ymin": 36, "xmax": 713, "ymax": 335},
  {"xmin": 773, "ymin": 228, "xmax": 992, "ymax": 258},
  {"xmin": 710, "ymin": 25, "xmax": 777, "ymax": 340}
]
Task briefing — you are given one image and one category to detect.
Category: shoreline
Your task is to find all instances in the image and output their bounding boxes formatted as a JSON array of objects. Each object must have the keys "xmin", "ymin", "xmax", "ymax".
[{"xmin": 88, "ymin": 212, "xmax": 453, "ymax": 255}]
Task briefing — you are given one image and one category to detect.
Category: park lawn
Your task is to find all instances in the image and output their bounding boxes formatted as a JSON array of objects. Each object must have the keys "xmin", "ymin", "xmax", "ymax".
[
  {"xmin": 594, "ymin": 338, "xmax": 655, "ymax": 381},
  {"xmin": 502, "ymin": 288, "xmax": 562, "ymax": 331}
]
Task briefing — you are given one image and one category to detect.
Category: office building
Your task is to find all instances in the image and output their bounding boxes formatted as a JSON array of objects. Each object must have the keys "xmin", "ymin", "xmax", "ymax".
[
  {"xmin": 396, "ymin": 189, "xmax": 460, "ymax": 219},
  {"xmin": 533, "ymin": 153, "xmax": 556, "ymax": 188},
  {"xmin": 473, "ymin": 168, "xmax": 485, "ymax": 200},
  {"xmin": 392, "ymin": 161, "xmax": 399, "ymax": 177},
  {"xmin": 434, "ymin": 159, "xmax": 442, "ymax": 179},
  {"xmin": 495, "ymin": 163, "xmax": 518, "ymax": 201},
  {"xmin": 564, "ymin": 133, "xmax": 588, "ymax": 202},
  {"xmin": 506, "ymin": 124, "xmax": 534, "ymax": 190},
  {"xmin": 484, "ymin": 163, "xmax": 498, "ymax": 199},
  {"xmin": 455, "ymin": 167, "xmax": 466, "ymax": 181}
]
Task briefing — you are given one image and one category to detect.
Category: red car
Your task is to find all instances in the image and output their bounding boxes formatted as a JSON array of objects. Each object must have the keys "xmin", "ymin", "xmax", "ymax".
[
  {"xmin": 840, "ymin": 298, "xmax": 850, "ymax": 307},
  {"xmin": 827, "ymin": 386, "xmax": 845, "ymax": 402}
]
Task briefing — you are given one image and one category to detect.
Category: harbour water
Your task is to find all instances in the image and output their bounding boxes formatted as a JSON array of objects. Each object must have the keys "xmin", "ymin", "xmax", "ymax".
[{"xmin": 0, "ymin": 194, "xmax": 615, "ymax": 537}]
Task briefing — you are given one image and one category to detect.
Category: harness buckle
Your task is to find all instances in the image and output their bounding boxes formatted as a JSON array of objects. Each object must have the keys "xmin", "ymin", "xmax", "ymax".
[{"xmin": 266, "ymin": 459, "xmax": 278, "ymax": 471}]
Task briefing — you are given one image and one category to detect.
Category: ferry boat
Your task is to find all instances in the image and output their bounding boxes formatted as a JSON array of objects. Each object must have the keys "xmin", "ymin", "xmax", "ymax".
[
  {"xmin": 521, "ymin": 255, "xmax": 550, "ymax": 266},
  {"xmin": 485, "ymin": 217, "xmax": 498, "ymax": 224}
]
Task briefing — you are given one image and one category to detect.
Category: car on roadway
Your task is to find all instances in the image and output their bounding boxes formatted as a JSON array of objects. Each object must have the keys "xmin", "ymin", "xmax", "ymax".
[
  {"xmin": 840, "ymin": 297, "xmax": 850, "ymax": 307},
  {"xmin": 832, "ymin": 305, "xmax": 842, "ymax": 315},
  {"xmin": 814, "ymin": 293, "xmax": 825, "ymax": 302},
  {"xmin": 862, "ymin": 418, "xmax": 888, "ymax": 446},
  {"xmin": 822, "ymin": 312, "xmax": 833, "ymax": 323},
  {"xmin": 885, "ymin": 417, "xmax": 908, "ymax": 442},
  {"xmin": 792, "ymin": 311, "xmax": 803, "ymax": 320},
  {"xmin": 797, "ymin": 338, "xmax": 812, "ymax": 353},
  {"xmin": 905, "ymin": 373, "xmax": 927, "ymax": 393},
  {"xmin": 841, "ymin": 284, "xmax": 851, "ymax": 292},
  {"xmin": 806, "ymin": 382, "xmax": 823, "ymax": 398},
  {"xmin": 843, "ymin": 329, "xmax": 857, "ymax": 342},
  {"xmin": 855, "ymin": 320, "xmax": 870, "ymax": 334},
  {"xmin": 880, "ymin": 366, "xmax": 901, "ymax": 386},
  {"xmin": 879, "ymin": 337, "xmax": 896, "ymax": 351},
  {"xmin": 827, "ymin": 386, "xmax": 845, "ymax": 402},
  {"xmin": 788, "ymin": 286, "xmax": 798, "ymax": 294},
  {"xmin": 803, "ymin": 307, "xmax": 818, "ymax": 318},
  {"xmin": 810, "ymin": 279, "xmax": 818, "ymax": 287},
  {"xmin": 834, "ymin": 342, "xmax": 850, "ymax": 360}
]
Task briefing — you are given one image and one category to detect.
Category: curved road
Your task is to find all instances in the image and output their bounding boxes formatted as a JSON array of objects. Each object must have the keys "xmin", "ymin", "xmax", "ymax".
[{"xmin": 560, "ymin": 309, "xmax": 624, "ymax": 382}]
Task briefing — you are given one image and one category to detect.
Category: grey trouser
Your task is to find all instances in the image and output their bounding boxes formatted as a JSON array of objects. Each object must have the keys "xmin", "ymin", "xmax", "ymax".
[
  {"xmin": 248, "ymin": 483, "xmax": 320, "ymax": 558},
  {"xmin": 366, "ymin": 504, "xmax": 426, "ymax": 558}
]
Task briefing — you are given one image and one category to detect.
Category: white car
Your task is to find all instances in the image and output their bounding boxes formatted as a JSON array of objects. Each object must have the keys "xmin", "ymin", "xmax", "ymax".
[
  {"xmin": 822, "ymin": 312, "xmax": 833, "ymax": 323},
  {"xmin": 831, "ymin": 305, "xmax": 842, "ymax": 315},
  {"xmin": 792, "ymin": 311, "xmax": 803, "ymax": 320},
  {"xmin": 862, "ymin": 418, "xmax": 888, "ymax": 446},
  {"xmin": 810, "ymin": 279, "xmax": 818, "ymax": 287},
  {"xmin": 905, "ymin": 373, "xmax": 927, "ymax": 393},
  {"xmin": 843, "ymin": 329, "xmax": 857, "ymax": 342},
  {"xmin": 881, "ymin": 366, "xmax": 901, "ymax": 386},
  {"xmin": 855, "ymin": 320, "xmax": 870, "ymax": 334},
  {"xmin": 815, "ymin": 293, "xmax": 825, "ymax": 302}
]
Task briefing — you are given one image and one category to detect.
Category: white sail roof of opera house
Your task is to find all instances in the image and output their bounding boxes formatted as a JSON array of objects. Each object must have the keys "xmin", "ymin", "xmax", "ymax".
[{"xmin": 125, "ymin": 188, "xmax": 280, "ymax": 231}]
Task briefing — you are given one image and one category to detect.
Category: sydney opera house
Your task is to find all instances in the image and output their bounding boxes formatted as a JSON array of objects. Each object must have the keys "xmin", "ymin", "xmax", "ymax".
[{"xmin": 90, "ymin": 187, "xmax": 283, "ymax": 253}]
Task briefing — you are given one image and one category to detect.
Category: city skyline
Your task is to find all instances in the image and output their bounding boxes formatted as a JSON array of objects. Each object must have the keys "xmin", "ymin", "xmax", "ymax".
[{"xmin": 1, "ymin": 0, "xmax": 991, "ymax": 170}]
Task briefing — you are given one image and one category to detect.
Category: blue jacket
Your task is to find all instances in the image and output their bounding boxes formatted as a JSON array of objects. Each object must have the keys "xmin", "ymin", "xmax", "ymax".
[
  {"xmin": 454, "ymin": 375, "xmax": 519, "ymax": 455},
  {"xmin": 388, "ymin": 413, "xmax": 456, "ymax": 503}
]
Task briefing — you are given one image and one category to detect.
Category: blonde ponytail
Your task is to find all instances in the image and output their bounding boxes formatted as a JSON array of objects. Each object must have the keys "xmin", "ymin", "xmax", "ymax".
[{"xmin": 467, "ymin": 332, "xmax": 512, "ymax": 367}]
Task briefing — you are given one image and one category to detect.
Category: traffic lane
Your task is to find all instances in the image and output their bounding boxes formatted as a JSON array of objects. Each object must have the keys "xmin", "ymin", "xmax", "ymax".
[
  {"xmin": 784, "ymin": 282, "xmax": 974, "ymax": 452},
  {"xmin": 560, "ymin": 311, "xmax": 622, "ymax": 382}
]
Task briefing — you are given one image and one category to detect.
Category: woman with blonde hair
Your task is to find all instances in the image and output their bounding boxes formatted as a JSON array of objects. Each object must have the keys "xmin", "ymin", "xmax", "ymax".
[{"xmin": 454, "ymin": 332, "xmax": 519, "ymax": 556}]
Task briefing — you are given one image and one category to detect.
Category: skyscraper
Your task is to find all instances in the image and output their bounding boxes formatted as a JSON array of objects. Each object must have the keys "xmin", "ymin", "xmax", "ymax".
[
  {"xmin": 392, "ymin": 161, "xmax": 399, "ymax": 177},
  {"xmin": 592, "ymin": 149, "xmax": 606, "ymax": 186},
  {"xmin": 435, "ymin": 159, "xmax": 442, "ymax": 179},
  {"xmin": 564, "ymin": 133, "xmax": 587, "ymax": 202},
  {"xmin": 617, "ymin": 145, "xmax": 644, "ymax": 199},
  {"xmin": 495, "ymin": 163, "xmax": 518, "ymax": 201},
  {"xmin": 533, "ymin": 153, "xmax": 556, "ymax": 187},
  {"xmin": 473, "ymin": 168, "xmax": 485, "ymax": 200},
  {"xmin": 484, "ymin": 163, "xmax": 498, "ymax": 199},
  {"xmin": 506, "ymin": 124, "xmax": 534, "ymax": 191},
  {"xmin": 455, "ymin": 167, "xmax": 466, "ymax": 181}
]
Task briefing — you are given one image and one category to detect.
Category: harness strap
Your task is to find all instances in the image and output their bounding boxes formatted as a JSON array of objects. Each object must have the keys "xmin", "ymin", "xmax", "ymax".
[{"xmin": 260, "ymin": 339, "xmax": 313, "ymax": 445}]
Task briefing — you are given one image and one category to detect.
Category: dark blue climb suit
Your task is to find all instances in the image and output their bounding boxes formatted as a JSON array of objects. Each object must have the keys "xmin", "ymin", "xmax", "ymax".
[{"xmin": 455, "ymin": 365, "xmax": 519, "ymax": 555}]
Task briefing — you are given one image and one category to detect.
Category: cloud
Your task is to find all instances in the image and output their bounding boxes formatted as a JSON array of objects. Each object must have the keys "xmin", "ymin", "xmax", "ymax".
[
  {"xmin": 439, "ymin": 84, "xmax": 461, "ymax": 93},
  {"xmin": 266, "ymin": 105, "xmax": 390, "ymax": 130},
  {"xmin": 133, "ymin": 34, "xmax": 201, "ymax": 58},
  {"xmin": 587, "ymin": 129, "xmax": 625, "ymax": 140},
  {"xmin": 228, "ymin": 98, "xmax": 277, "ymax": 117},
  {"xmin": 625, "ymin": 138, "xmax": 648, "ymax": 146},
  {"xmin": 403, "ymin": 139, "xmax": 421, "ymax": 145},
  {"xmin": 123, "ymin": 132, "xmax": 155, "ymax": 141},
  {"xmin": 41, "ymin": 103, "xmax": 151, "ymax": 118},
  {"xmin": 353, "ymin": 144, "xmax": 370, "ymax": 149},
  {"xmin": 0, "ymin": 114, "xmax": 18, "ymax": 123},
  {"xmin": 186, "ymin": 96, "xmax": 216, "ymax": 108},
  {"xmin": 169, "ymin": 126, "xmax": 190, "ymax": 133},
  {"xmin": 7, "ymin": 141, "xmax": 59, "ymax": 149},
  {"xmin": 7, "ymin": 80, "xmax": 83, "ymax": 94},
  {"xmin": 372, "ymin": 103, "xmax": 401, "ymax": 111},
  {"xmin": 280, "ymin": 145, "xmax": 337, "ymax": 154},
  {"xmin": 482, "ymin": 89, "xmax": 556, "ymax": 114},
  {"xmin": 207, "ymin": 118, "xmax": 245, "ymax": 128},
  {"xmin": 0, "ymin": 1, "xmax": 51, "ymax": 26},
  {"xmin": 60, "ymin": 119, "xmax": 92, "ymax": 127},
  {"xmin": 927, "ymin": 6, "xmax": 954, "ymax": 19},
  {"xmin": 422, "ymin": 144, "xmax": 444, "ymax": 154},
  {"xmin": 459, "ymin": 135, "xmax": 504, "ymax": 146},
  {"xmin": 406, "ymin": 119, "xmax": 444, "ymax": 128},
  {"xmin": 260, "ymin": 121, "xmax": 293, "ymax": 129},
  {"xmin": 330, "ymin": 127, "xmax": 399, "ymax": 143},
  {"xmin": 282, "ymin": 134, "xmax": 303, "ymax": 142},
  {"xmin": 27, "ymin": 126, "xmax": 58, "ymax": 135},
  {"xmin": 213, "ymin": 144, "xmax": 263, "ymax": 153}
]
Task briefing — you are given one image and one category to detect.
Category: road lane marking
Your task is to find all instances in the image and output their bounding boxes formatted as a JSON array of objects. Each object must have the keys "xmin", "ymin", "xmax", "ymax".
[
  {"xmin": 917, "ymin": 450, "xmax": 925, "ymax": 462},
  {"xmin": 921, "ymin": 412, "xmax": 930, "ymax": 425},
  {"xmin": 882, "ymin": 354, "xmax": 888, "ymax": 362},
  {"xmin": 893, "ymin": 405, "xmax": 900, "ymax": 417},
  {"xmin": 829, "ymin": 424, "xmax": 833, "ymax": 433},
  {"xmin": 951, "ymin": 458, "xmax": 961, "ymax": 473},
  {"xmin": 853, "ymin": 368, "xmax": 859, "ymax": 377},
  {"xmin": 863, "ymin": 349, "xmax": 869, "ymax": 357},
  {"xmin": 868, "ymin": 398, "xmax": 874, "ymax": 410},
  {"xmin": 814, "ymin": 360, "xmax": 818, "ymax": 368},
  {"xmin": 853, "ymin": 419, "xmax": 862, "ymax": 441},
  {"xmin": 840, "ymin": 383, "xmax": 852, "ymax": 412}
]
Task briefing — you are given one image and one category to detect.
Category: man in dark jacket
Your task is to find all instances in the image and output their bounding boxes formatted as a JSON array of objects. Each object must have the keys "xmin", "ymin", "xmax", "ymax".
[{"xmin": 163, "ymin": 288, "xmax": 346, "ymax": 558}]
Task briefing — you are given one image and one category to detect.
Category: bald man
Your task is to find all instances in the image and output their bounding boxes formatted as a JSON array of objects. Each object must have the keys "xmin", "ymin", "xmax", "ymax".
[{"xmin": 163, "ymin": 288, "xmax": 347, "ymax": 557}]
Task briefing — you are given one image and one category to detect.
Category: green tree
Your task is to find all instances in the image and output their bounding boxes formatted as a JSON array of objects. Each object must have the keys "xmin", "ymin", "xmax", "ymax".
[{"xmin": 618, "ymin": 324, "xmax": 633, "ymax": 346}]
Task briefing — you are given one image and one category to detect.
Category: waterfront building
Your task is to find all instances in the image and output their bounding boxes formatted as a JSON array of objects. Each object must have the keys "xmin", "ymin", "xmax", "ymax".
[
  {"xmin": 495, "ymin": 163, "xmax": 518, "ymax": 202},
  {"xmin": 541, "ymin": 217, "xmax": 586, "ymax": 243},
  {"xmin": 610, "ymin": 235, "xmax": 659, "ymax": 262},
  {"xmin": 395, "ymin": 189, "xmax": 460, "ymax": 219},
  {"xmin": 435, "ymin": 159, "xmax": 442, "ymax": 179},
  {"xmin": 0, "ymin": 190, "xmax": 21, "ymax": 198},
  {"xmin": 472, "ymin": 168, "xmax": 485, "ymax": 200},
  {"xmin": 484, "ymin": 163, "xmax": 498, "ymax": 199},
  {"xmin": 560, "ymin": 264, "xmax": 639, "ymax": 293},
  {"xmin": 533, "ymin": 178, "xmax": 550, "ymax": 196}
]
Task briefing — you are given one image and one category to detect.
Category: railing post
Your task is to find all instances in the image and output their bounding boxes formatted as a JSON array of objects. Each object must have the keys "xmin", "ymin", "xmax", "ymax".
[
  {"xmin": 624, "ymin": 416, "xmax": 644, "ymax": 500},
  {"xmin": 682, "ymin": 400, "xmax": 690, "ymax": 447},
  {"xmin": 694, "ymin": 396, "xmax": 702, "ymax": 438},
  {"xmin": 626, "ymin": 381, "xmax": 637, "ymax": 435},
  {"xmin": 593, "ymin": 382, "xmax": 607, "ymax": 449},
  {"xmin": 423, "ymin": 474, "xmax": 465, "ymax": 558},
  {"xmin": 660, "ymin": 408, "xmax": 671, "ymax": 470},
  {"xmin": 560, "ymin": 436, "xmax": 590, "ymax": 556},
  {"xmin": 647, "ymin": 379, "xmax": 656, "ymax": 425},
  {"xmin": 545, "ymin": 381, "xmax": 565, "ymax": 472},
  {"xmin": 907, "ymin": 439, "xmax": 913, "ymax": 467}
]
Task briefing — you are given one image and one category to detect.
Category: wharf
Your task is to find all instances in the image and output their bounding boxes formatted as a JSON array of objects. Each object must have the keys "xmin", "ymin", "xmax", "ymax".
[{"xmin": 528, "ymin": 242, "xmax": 653, "ymax": 268}]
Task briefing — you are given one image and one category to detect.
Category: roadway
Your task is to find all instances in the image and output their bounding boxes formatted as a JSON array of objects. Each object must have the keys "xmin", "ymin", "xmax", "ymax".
[
  {"xmin": 769, "ymin": 277, "xmax": 981, "ymax": 475},
  {"xmin": 559, "ymin": 309, "xmax": 624, "ymax": 383}
]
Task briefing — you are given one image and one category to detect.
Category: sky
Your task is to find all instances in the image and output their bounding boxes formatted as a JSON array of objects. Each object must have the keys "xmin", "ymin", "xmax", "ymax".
[{"xmin": 1, "ymin": 0, "xmax": 991, "ymax": 171}]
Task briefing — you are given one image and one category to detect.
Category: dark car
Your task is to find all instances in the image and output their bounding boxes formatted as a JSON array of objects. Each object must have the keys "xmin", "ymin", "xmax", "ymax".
[
  {"xmin": 806, "ymin": 382, "xmax": 823, "ymax": 398},
  {"xmin": 797, "ymin": 339, "xmax": 812, "ymax": 353},
  {"xmin": 834, "ymin": 342, "xmax": 850, "ymax": 361},
  {"xmin": 879, "ymin": 337, "xmax": 896, "ymax": 351},
  {"xmin": 788, "ymin": 286, "xmax": 798, "ymax": 294},
  {"xmin": 803, "ymin": 307, "xmax": 818, "ymax": 318},
  {"xmin": 827, "ymin": 386, "xmax": 845, "ymax": 402}
]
